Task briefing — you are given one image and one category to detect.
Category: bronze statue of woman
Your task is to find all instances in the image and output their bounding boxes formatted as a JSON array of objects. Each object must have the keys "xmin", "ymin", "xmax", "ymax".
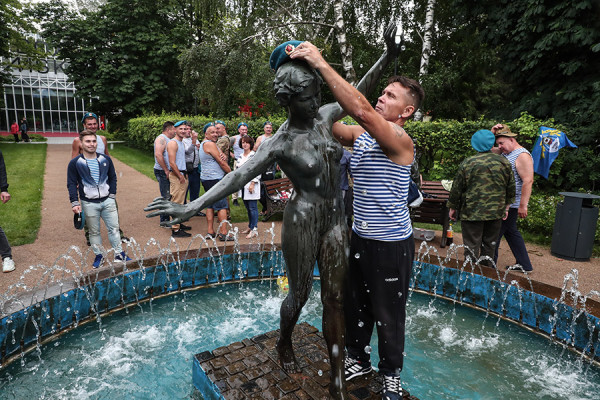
[{"xmin": 146, "ymin": 24, "xmax": 399, "ymax": 399}]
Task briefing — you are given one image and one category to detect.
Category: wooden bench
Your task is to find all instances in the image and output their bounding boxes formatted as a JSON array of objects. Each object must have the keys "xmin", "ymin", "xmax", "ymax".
[
  {"xmin": 411, "ymin": 180, "xmax": 451, "ymax": 247},
  {"xmin": 261, "ymin": 177, "xmax": 294, "ymax": 221}
]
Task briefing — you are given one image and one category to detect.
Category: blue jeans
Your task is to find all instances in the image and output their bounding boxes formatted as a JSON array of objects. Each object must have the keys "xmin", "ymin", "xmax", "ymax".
[
  {"xmin": 82, "ymin": 197, "xmax": 122, "ymax": 255},
  {"xmin": 244, "ymin": 200, "xmax": 258, "ymax": 229},
  {"xmin": 186, "ymin": 168, "xmax": 201, "ymax": 203},
  {"xmin": 0, "ymin": 226, "xmax": 12, "ymax": 259},
  {"xmin": 154, "ymin": 168, "xmax": 171, "ymax": 223}
]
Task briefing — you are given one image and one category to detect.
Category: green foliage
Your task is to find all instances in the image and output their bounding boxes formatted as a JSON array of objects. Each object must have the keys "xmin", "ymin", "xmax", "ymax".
[
  {"xmin": 454, "ymin": 0, "xmax": 600, "ymax": 166},
  {"xmin": 124, "ymin": 113, "xmax": 287, "ymax": 151},
  {"xmin": 0, "ymin": 144, "xmax": 46, "ymax": 245},
  {"xmin": 404, "ymin": 112, "xmax": 590, "ymax": 192},
  {"xmin": 33, "ymin": 0, "xmax": 193, "ymax": 121},
  {"xmin": 0, "ymin": 0, "xmax": 46, "ymax": 104}
]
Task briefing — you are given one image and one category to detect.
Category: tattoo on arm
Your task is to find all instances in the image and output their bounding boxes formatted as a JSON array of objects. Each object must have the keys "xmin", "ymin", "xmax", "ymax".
[{"xmin": 392, "ymin": 124, "xmax": 405, "ymax": 139}]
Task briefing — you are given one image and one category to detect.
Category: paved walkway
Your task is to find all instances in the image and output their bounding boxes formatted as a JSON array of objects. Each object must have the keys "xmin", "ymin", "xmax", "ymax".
[{"xmin": 3, "ymin": 141, "xmax": 600, "ymax": 300}]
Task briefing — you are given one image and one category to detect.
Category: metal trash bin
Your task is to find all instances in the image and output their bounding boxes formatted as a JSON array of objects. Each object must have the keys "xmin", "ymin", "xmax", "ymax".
[{"xmin": 551, "ymin": 192, "xmax": 600, "ymax": 261}]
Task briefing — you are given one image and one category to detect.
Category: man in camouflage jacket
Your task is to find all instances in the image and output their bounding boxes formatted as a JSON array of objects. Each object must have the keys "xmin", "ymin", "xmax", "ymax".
[{"xmin": 448, "ymin": 129, "xmax": 515, "ymax": 266}]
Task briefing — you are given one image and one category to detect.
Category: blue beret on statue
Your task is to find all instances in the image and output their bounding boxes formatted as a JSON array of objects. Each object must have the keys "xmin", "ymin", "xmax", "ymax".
[
  {"xmin": 471, "ymin": 129, "xmax": 496, "ymax": 153},
  {"xmin": 269, "ymin": 40, "xmax": 303, "ymax": 72}
]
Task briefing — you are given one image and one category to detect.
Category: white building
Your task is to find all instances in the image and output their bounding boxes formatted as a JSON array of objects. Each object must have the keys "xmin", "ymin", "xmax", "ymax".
[{"xmin": 1, "ymin": 39, "xmax": 90, "ymax": 133}]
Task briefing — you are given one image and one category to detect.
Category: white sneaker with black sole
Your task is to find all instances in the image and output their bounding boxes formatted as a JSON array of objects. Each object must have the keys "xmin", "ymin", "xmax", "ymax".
[{"xmin": 344, "ymin": 357, "xmax": 372, "ymax": 381}]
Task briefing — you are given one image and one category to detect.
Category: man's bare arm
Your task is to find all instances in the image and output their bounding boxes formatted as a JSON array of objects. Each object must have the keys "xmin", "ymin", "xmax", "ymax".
[
  {"xmin": 515, "ymin": 153, "xmax": 534, "ymax": 218},
  {"xmin": 100, "ymin": 136, "xmax": 110, "ymax": 156},
  {"xmin": 291, "ymin": 42, "xmax": 411, "ymax": 164},
  {"xmin": 154, "ymin": 136, "xmax": 169, "ymax": 172},
  {"xmin": 205, "ymin": 141, "xmax": 231, "ymax": 173},
  {"xmin": 71, "ymin": 138, "xmax": 81, "ymax": 159}
]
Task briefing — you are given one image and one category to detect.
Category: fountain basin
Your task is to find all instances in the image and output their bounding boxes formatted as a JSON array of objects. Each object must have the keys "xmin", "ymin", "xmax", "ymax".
[{"xmin": 0, "ymin": 242, "xmax": 599, "ymax": 395}]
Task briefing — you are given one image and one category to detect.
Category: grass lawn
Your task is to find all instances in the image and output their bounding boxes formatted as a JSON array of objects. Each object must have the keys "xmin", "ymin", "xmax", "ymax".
[{"xmin": 0, "ymin": 143, "xmax": 46, "ymax": 246}]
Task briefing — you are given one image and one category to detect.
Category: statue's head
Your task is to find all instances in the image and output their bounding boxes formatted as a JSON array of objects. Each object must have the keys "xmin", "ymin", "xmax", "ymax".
[
  {"xmin": 270, "ymin": 41, "xmax": 322, "ymax": 109},
  {"xmin": 273, "ymin": 61, "xmax": 322, "ymax": 108}
]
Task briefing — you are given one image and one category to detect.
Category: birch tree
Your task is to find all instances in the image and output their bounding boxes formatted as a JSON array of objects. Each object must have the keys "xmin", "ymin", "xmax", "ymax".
[{"xmin": 414, "ymin": 0, "xmax": 435, "ymax": 120}]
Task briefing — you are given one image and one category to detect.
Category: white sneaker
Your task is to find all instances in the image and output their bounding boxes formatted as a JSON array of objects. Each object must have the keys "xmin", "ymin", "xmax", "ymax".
[
  {"xmin": 246, "ymin": 229, "xmax": 258, "ymax": 239},
  {"xmin": 2, "ymin": 258, "xmax": 15, "ymax": 273}
]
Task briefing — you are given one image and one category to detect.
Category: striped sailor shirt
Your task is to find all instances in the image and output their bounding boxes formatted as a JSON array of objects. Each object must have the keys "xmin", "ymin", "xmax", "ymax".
[
  {"xmin": 351, "ymin": 131, "xmax": 413, "ymax": 241},
  {"xmin": 503, "ymin": 147, "xmax": 532, "ymax": 208}
]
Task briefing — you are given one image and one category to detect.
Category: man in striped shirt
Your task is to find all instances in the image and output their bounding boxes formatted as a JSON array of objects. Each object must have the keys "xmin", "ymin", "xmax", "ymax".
[
  {"xmin": 292, "ymin": 43, "xmax": 424, "ymax": 400},
  {"xmin": 492, "ymin": 124, "xmax": 534, "ymax": 272}
]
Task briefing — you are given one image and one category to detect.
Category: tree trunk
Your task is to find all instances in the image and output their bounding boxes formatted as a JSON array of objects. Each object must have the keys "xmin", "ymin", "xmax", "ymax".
[
  {"xmin": 333, "ymin": 0, "xmax": 357, "ymax": 85},
  {"xmin": 415, "ymin": 0, "xmax": 436, "ymax": 120}
]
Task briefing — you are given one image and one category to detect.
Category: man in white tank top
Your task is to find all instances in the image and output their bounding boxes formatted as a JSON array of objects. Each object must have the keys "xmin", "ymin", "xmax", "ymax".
[
  {"xmin": 492, "ymin": 124, "xmax": 534, "ymax": 272},
  {"xmin": 72, "ymin": 113, "xmax": 110, "ymax": 159},
  {"xmin": 292, "ymin": 38, "xmax": 424, "ymax": 400}
]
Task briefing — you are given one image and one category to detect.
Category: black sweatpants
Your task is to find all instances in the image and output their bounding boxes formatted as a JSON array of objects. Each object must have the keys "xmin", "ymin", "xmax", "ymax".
[{"xmin": 344, "ymin": 232, "xmax": 414, "ymax": 375}]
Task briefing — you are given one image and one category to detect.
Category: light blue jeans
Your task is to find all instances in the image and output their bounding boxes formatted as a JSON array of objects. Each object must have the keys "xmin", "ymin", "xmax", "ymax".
[{"xmin": 82, "ymin": 197, "xmax": 122, "ymax": 255}]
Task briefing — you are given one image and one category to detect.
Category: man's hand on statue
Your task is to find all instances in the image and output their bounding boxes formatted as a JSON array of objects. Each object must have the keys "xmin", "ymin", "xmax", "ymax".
[{"xmin": 290, "ymin": 42, "xmax": 325, "ymax": 70}]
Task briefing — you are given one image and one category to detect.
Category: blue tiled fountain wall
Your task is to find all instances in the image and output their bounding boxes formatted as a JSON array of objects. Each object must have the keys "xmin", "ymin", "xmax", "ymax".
[{"xmin": 1, "ymin": 252, "xmax": 599, "ymax": 365}]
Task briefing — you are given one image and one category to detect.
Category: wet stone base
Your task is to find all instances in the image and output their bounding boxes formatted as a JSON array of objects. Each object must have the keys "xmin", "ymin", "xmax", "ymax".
[{"xmin": 193, "ymin": 322, "xmax": 418, "ymax": 399}]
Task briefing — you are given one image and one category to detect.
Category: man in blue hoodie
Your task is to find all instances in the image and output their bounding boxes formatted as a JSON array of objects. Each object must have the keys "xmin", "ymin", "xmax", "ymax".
[{"xmin": 67, "ymin": 130, "xmax": 130, "ymax": 268}]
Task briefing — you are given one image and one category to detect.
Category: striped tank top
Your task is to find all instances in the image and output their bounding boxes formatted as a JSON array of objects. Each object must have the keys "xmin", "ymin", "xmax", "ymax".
[
  {"xmin": 351, "ymin": 131, "xmax": 413, "ymax": 241},
  {"xmin": 503, "ymin": 147, "xmax": 532, "ymax": 208}
]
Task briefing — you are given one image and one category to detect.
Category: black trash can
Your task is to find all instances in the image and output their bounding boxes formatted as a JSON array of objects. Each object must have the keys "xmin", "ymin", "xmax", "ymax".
[{"xmin": 551, "ymin": 192, "xmax": 600, "ymax": 261}]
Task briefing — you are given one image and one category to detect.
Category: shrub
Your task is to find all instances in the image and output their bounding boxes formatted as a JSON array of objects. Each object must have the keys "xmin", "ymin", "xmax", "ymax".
[{"xmin": 123, "ymin": 113, "xmax": 287, "ymax": 151}]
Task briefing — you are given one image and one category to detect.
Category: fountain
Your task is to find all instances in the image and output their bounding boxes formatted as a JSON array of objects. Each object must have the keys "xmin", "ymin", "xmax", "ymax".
[{"xmin": 0, "ymin": 231, "xmax": 599, "ymax": 398}]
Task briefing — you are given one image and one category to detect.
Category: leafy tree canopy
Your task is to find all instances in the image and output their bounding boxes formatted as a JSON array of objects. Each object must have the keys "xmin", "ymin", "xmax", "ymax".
[{"xmin": 32, "ymin": 0, "xmax": 194, "ymax": 120}]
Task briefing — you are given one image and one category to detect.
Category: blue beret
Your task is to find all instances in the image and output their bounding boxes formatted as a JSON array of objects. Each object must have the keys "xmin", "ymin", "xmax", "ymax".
[
  {"xmin": 214, "ymin": 120, "xmax": 226, "ymax": 127},
  {"xmin": 471, "ymin": 129, "xmax": 495, "ymax": 153},
  {"xmin": 174, "ymin": 120, "xmax": 187, "ymax": 127},
  {"xmin": 269, "ymin": 40, "xmax": 303, "ymax": 72},
  {"xmin": 203, "ymin": 122, "xmax": 215, "ymax": 133},
  {"xmin": 263, "ymin": 121, "xmax": 272, "ymax": 127},
  {"xmin": 81, "ymin": 112, "xmax": 98, "ymax": 124},
  {"xmin": 237, "ymin": 122, "xmax": 248, "ymax": 130}
]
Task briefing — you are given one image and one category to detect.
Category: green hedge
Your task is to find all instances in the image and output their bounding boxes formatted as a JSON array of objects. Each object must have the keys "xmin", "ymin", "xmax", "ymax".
[{"xmin": 122, "ymin": 113, "xmax": 288, "ymax": 151}]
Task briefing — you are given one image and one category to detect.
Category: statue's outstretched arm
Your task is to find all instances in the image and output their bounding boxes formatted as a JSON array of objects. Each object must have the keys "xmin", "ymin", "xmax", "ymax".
[
  {"xmin": 145, "ymin": 140, "xmax": 279, "ymax": 226},
  {"xmin": 322, "ymin": 22, "xmax": 401, "ymax": 123}
]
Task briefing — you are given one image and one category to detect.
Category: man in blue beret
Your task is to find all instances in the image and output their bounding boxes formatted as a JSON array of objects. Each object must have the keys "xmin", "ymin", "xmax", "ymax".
[
  {"xmin": 448, "ymin": 130, "xmax": 515, "ymax": 267},
  {"xmin": 167, "ymin": 121, "xmax": 193, "ymax": 237},
  {"xmin": 72, "ymin": 113, "xmax": 110, "ymax": 159}
]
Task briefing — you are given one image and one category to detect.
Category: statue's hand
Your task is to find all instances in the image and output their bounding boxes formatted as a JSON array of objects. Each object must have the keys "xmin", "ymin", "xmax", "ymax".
[
  {"xmin": 144, "ymin": 197, "xmax": 196, "ymax": 226},
  {"xmin": 383, "ymin": 22, "xmax": 401, "ymax": 59}
]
